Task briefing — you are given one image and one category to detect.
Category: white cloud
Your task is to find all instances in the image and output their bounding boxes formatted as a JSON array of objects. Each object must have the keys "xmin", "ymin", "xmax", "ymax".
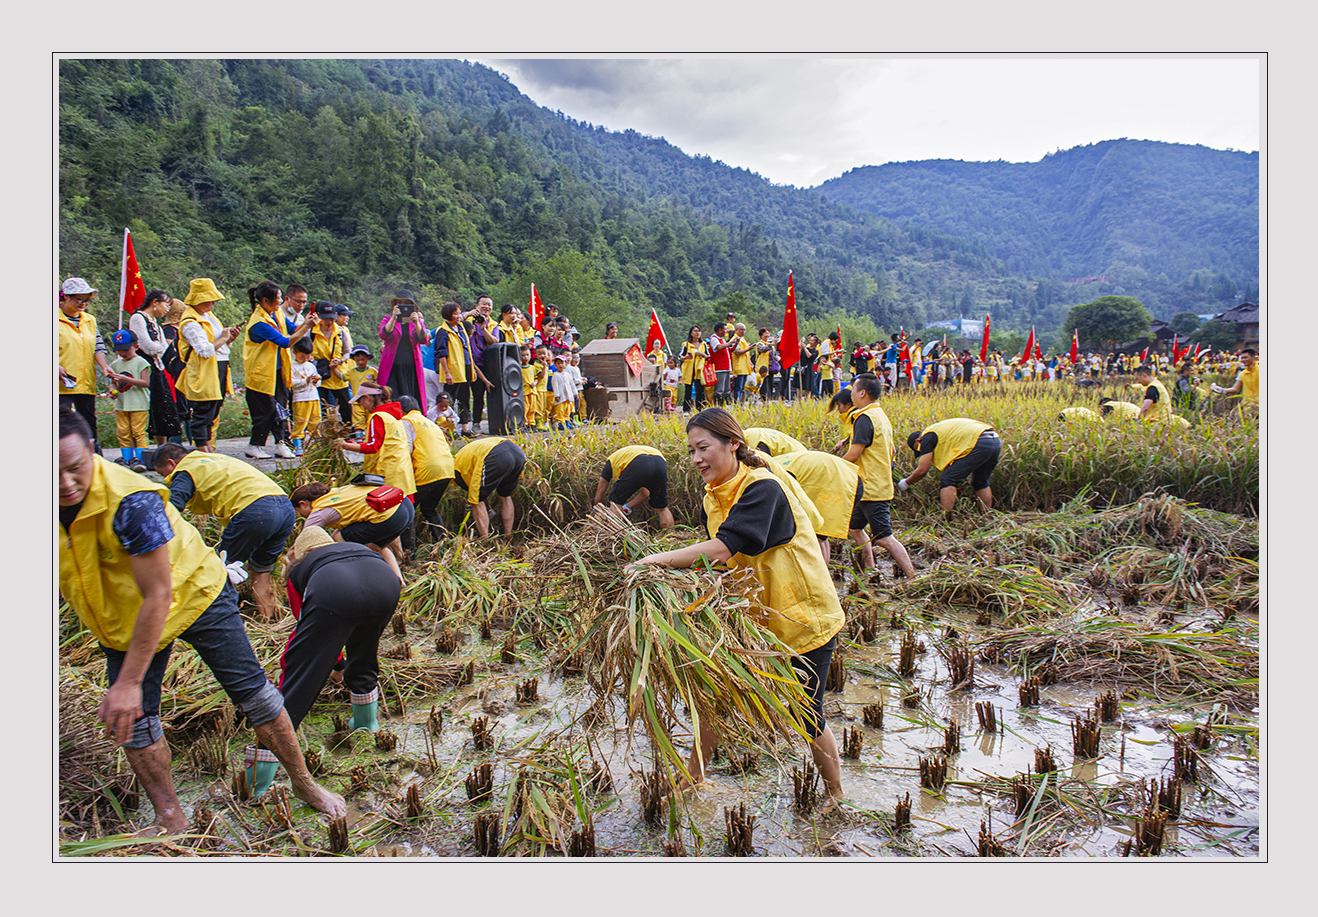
[{"xmin": 482, "ymin": 56, "xmax": 1261, "ymax": 187}]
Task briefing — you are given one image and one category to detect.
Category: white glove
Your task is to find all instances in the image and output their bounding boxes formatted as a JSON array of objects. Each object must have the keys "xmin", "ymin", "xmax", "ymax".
[
  {"xmin": 1210, "ymin": 384, "xmax": 1224, "ymax": 394},
  {"xmin": 218, "ymin": 550, "xmax": 250, "ymax": 585},
  {"xmin": 897, "ymin": 478, "xmax": 909, "ymax": 492}
]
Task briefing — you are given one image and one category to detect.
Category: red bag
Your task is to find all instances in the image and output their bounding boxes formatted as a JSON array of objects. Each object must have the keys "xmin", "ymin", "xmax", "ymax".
[
  {"xmin": 701, "ymin": 360, "xmax": 717, "ymax": 387},
  {"xmin": 366, "ymin": 485, "xmax": 404, "ymax": 512}
]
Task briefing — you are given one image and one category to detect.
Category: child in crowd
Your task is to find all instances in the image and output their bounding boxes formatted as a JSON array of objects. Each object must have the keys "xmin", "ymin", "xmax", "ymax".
[
  {"xmin": 433, "ymin": 390, "xmax": 460, "ymax": 436},
  {"xmin": 108, "ymin": 329, "xmax": 151, "ymax": 471},
  {"xmin": 568, "ymin": 351, "xmax": 586, "ymax": 422},
  {"xmin": 519, "ymin": 345, "xmax": 540, "ymax": 430},
  {"xmin": 289, "ymin": 336, "xmax": 322, "ymax": 455},
  {"xmin": 344, "ymin": 344, "xmax": 378, "ymax": 434},
  {"xmin": 662, "ymin": 356, "xmax": 681, "ymax": 411},
  {"xmin": 550, "ymin": 353, "xmax": 575, "ymax": 429},
  {"xmin": 531, "ymin": 345, "xmax": 552, "ymax": 431}
]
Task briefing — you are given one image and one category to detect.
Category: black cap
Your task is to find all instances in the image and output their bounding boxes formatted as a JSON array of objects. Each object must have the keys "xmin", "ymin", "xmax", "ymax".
[
  {"xmin": 334, "ymin": 303, "xmax": 355, "ymax": 316},
  {"xmin": 315, "ymin": 301, "xmax": 337, "ymax": 318}
]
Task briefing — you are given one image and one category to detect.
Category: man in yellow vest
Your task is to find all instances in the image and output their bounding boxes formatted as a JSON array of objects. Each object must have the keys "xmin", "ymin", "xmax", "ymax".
[
  {"xmin": 147, "ymin": 443, "xmax": 295, "ymax": 621},
  {"xmin": 1133, "ymin": 364, "xmax": 1174, "ymax": 423},
  {"xmin": 840, "ymin": 373, "xmax": 916, "ymax": 577},
  {"xmin": 1214, "ymin": 348, "xmax": 1260, "ymax": 402},
  {"xmin": 899, "ymin": 417, "xmax": 1001, "ymax": 514},
  {"xmin": 58, "ymin": 409, "xmax": 344, "ymax": 830}
]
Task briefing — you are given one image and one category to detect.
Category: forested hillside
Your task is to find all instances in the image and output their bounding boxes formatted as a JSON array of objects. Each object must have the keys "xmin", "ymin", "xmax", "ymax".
[
  {"xmin": 58, "ymin": 59, "xmax": 1257, "ymax": 349},
  {"xmin": 57, "ymin": 58, "xmax": 1057, "ymax": 343},
  {"xmin": 817, "ymin": 140, "xmax": 1259, "ymax": 317}
]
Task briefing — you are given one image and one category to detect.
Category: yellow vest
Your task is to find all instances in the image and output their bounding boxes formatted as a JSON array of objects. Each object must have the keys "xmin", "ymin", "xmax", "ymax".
[
  {"xmin": 776, "ymin": 451, "xmax": 860, "ymax": 540},
  {"xmin": 57, "ymin": 308, "xmax": 98, "ymax": 396},
  {"xmin": 403, "ymin": 410, "xmax": 455, "ymax": 486},
  {"xmin": 680, "ymin": 341, "xmax": 708, "ymax": 385},
  {"xmin": 166, "ymin": 451, "xmax": 286, "ymax": 522},
  {"xmin": 439, "ymin": 322, "xmax": 472, "ymax": 383},
  {"xmin": 743, "ymin": 427, "xmax": 808, "ymax": 457},
  {"xmin": 761, "ymin": 454, "xmax": 826, "ymax": 536},
  {"xmin": 923, "ymin": 418, "xmax": 992, "ymax": 470},
  {"xmin": 312, "ymin": 324, "xmax": 348, "ymax": 390},
  {"xmin": 241, "ymin": 308, "xmax": 293, "ymax": 396},
  {"xmin": 702, "ymin": 465, "xmax": 844, "ymax": 654},
  {"xmin": 176, "ymin": 306, "xmax": 221, "ymax": 401},
  {"xmin": 755, "ymin": 342, "xmax": 772, "ymax": 372},
  {"xmin": 1104, "ymin": 401, "xmax": 1141, "ymax": 420},
  {"xmin": 730, "ymin": 336, "xmax": 752, "ymax": 375},
  {"xmin": 498, "ymin": 320, "xmax": 525, "ymax": 345},
  {"xmin": 1142, "ymin": 377, "xmax": 1173, "ymax": 422},
  {"xmin": 1239, "ymin": 364, "xmax": 1260, "ymax": 401},
  {"xmin": 847, "ymin": 402, "xmax": 896, "ymax": 501},
  {"xmin": 345, "ymin": 365, "xmax": 377, "ymax": 397},
  {"xmin": 312, "ymin": 484, "xmax": 397, "ymax": 527},
  {"xmin": 605, "ymin": 445, "xmax": 663, "ymax": 480},
  {"xmin": 453, "ymin": 436, "xmax": 508, "ymax": 504},
  {"xmin": 361, "ymin": 409, "xmax": 417, "ymax": 495},
  {"xmin": 650, "ymin": 343, "xmax": 666, "ymax": 367},
  {"xmin": 59, "ymin": 457, "xmax": 226, "ymax": 652},
  {"xmin": 1060, "ymin": 407, "xmax": 1099, "ymax": 422}
]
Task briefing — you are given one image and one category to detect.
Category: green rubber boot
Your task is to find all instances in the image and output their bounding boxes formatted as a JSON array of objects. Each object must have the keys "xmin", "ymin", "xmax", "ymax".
[
  {"xmin": 349, "ymin": 690, "xmax": 379, "ymax": 731},
  {"xmin": 243, "ymin": 745, "xmax": 279, "ymax": 797}
]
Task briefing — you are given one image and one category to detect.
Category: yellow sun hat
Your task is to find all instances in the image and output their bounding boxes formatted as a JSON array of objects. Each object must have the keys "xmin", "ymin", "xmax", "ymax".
[
  {"xmin": 287, "ymin": 525, "xmax": 335, "ymax": 566},
  {"xmin": 183, "ymin": 277, "xmax": 225, "ymax": 306}
]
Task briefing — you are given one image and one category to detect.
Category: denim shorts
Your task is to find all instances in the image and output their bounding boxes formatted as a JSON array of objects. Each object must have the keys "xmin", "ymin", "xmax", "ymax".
[
  {"xmin": 219, "ymin": 494, "xmax": 297, "ymax": 573},
  {"xmin": 101, "ymin": 581, "xmax": 284, "ymax": 748}
]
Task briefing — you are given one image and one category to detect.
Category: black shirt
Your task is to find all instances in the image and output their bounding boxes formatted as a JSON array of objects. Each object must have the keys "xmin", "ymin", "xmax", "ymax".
[{"xmin": 699, "ymin": 478, "xmax": 797, "ymax": 557}]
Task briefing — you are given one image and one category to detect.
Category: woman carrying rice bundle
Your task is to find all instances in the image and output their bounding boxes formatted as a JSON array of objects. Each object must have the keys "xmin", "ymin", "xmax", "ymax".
[{"xmin": 635, "ymin": 408, "xmax": 845, "ymax": 801}]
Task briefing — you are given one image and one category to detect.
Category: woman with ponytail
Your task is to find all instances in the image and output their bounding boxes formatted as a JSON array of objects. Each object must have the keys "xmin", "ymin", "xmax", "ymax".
[
  {"xmin": 241, "ymin": 281, "xmax": 317, "ymax": 459},
  {"xmin": 635, "ymin": 407, "xmax": 846, "ymax": 802}
]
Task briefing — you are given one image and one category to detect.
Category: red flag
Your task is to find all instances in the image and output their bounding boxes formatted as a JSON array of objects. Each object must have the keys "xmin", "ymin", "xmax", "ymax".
[
  {"xmin": 780, "ymin": 271, "xmax": 800, "ymax": 369},
  {"xmin": 645, "ymin": 308, "xmax": 670, "ymax": 355},
  {"xmin": 527, "ymin": 283, "xmax": 544, "ymax": 333},
  {"xmin": 1021, "ymin": 326, "xmax": 1035, "ymax": 364},
  {"xmin": 1140, "ymin": 346, "xmax": 1149, "ymax": 364},
  {"xmin": 1035, "ymin": 339, "xmax": 1044, "ymax": 361},
  {"xmin": 119, "ymin": 228, "xmax": 147, "ymax": 318},
  {"xmin": 980, "ymin": 314, "xmax": 991, "ymax": 362},
  {"xmin": 836, "ymin": 323, "xmax": 842, "ymax": 345},
  {"xmin": 1069, "ymin": 329, "xmax": 1079, "ymax": 364}
]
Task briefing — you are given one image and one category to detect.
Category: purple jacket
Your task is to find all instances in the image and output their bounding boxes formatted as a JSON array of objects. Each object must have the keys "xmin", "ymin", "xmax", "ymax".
[{"xmin": 377, "ymin": 316, "xmax": 429, "ymax": 415}]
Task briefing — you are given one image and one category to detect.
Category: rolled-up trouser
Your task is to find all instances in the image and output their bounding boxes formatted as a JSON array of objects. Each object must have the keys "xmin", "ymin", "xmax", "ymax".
[
  {"xmin": 276, "ymin": 551, "xmax": 401, "ymax": 730},
  {"xmin": 789, "ymin": 635, "xmax": 837, "ymax": 740},
  {"xmin": 101, "ymin": 581, "xmax": 284, "ymax": 748}
]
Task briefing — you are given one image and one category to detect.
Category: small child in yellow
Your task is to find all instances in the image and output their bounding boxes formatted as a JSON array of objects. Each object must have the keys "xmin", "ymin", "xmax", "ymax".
[
  {"xmin": 530, "ymin": 345, "xmax": 552, "ymax": 431},
  {"xmin": 519, "ymin": 345, "xmax": 540, "ymax": 429},
  {"xmin": 108, "ymin": 329, "xmax": 151, "ymax": 471},
  {"xmin": 289, "ymin": 337, "xmax": 322, "ymax": 455},
  {"xmin": 344, "ymin": 344, "xmax": 378, "ymax": 434},
  {"xmin": 433, "ymin": 390, "xmax": 460, "ymax": 436}
]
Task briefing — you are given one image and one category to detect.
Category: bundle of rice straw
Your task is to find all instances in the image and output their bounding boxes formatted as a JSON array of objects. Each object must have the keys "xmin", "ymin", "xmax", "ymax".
[{"xmin": 568, "ymin": 508, "xmax": 816, "ymax": 777}]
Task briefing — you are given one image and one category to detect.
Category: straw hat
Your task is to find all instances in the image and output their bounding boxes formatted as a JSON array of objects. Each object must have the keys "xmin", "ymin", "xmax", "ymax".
[
  {"xmin": 183, "ymin": 278, "xmax": 225, "ymax": 306},
  {"xmin": 287, "ymin": 525, "xmax": 335, "ymax": 566}
]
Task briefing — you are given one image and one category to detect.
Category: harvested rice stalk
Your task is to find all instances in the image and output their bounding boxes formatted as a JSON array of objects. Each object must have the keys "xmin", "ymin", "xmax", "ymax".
[
  {"xmin": 59, "ymin": 671, "xmax": 140, "ymax": 833},
  {"xmin": 550, "ymin": 509, "xmax": 819, "ymax": 780}
]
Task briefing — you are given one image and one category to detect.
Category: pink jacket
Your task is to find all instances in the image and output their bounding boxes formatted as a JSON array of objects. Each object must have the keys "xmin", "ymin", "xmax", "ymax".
[{"xmin": 376, "ymin": 316, "xmax": 429, "ymax": 415}]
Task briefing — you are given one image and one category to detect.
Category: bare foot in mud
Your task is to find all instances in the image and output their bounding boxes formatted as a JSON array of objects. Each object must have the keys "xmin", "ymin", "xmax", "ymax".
[
  {"xmin": 291, "ymin": 779, "xmax": 347, "ymax": 818},
  {"xmin": 134, "ymin": 818, "xmax": 184, "ymax": 837}
]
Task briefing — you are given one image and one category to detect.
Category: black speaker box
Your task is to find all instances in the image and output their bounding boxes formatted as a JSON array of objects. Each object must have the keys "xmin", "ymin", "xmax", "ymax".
[{"xmin": 484, "ymin": 342, "xmax": 525, "ymax": 435}]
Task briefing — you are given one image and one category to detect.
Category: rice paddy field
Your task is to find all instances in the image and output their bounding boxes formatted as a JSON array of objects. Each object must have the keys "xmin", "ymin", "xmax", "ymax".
[{"xmin": 58, "ymin": 382, "xmax": 1262, "ymax": 858}]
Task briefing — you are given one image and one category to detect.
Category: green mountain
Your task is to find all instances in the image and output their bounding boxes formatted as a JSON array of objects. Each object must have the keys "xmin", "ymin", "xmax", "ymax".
[
  {"xmin": 57, "ymin": 59, "xmax": 1255, "ymax": 351},
  {"xmin": 816, "ymin": 140, "xmax": 1260, "ymax": 317}
]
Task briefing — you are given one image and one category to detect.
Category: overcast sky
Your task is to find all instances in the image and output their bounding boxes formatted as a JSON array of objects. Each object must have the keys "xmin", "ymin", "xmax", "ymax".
[{"xmin": 479, "ymin": 56, "xmax": 1261, "ymax": 189}]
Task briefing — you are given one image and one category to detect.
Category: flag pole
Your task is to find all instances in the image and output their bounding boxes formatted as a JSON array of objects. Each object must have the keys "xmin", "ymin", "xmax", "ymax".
[{"xmin": 118, "ymin": 228, "xmax": 130, "ymax": 330}]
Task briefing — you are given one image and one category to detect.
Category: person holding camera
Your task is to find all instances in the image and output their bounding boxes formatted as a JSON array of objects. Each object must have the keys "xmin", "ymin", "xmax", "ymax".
[{"xmin": 377, "ymin": 288, "xmax": 428, "ymax": 414}]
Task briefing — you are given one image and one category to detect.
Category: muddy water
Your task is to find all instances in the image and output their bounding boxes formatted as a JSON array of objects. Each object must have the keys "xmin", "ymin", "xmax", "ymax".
[{"xmin": 298, "ymin": 607, "xmax": 1257, "ymax": 859}]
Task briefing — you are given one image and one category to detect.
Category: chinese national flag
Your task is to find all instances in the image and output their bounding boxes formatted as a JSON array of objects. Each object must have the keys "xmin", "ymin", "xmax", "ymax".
[
  {"xmin": 528, "ymin": 283, "xmax": 544, "ymax": 333},
  {"xmin": 1021, "ymin": 326, "xmax": 1035, "ymax": 364},
  {"xmin": 1140, "ymin": 346, "xmax": 1149, "ymax": 363},
  {"xmin": 119, "ymin": 228, "xmax": 147, "ymax": 315},
  {"xmin": 645, "ymin": 308, "xmax": 670, "ymax": 355},
  {"xmin": 980, "ymin": 314, "xmax": 991, "ymax": 361},
  {"xmin": 780, "ymin": 271, "xmax": 800, "ymax": 369},
  {"xmin": 1035, "ymin": 340, "xmax": 1044, "ymax": 361},
  {"xmin": 1069, "ymin": 329, "xmax": 1079, "ymax": 364}
]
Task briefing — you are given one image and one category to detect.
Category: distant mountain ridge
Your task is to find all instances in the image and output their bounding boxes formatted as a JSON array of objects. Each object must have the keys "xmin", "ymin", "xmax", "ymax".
[{"xmin": 815, "ymin": 140, "xmax": 1259, "ymax": 304}]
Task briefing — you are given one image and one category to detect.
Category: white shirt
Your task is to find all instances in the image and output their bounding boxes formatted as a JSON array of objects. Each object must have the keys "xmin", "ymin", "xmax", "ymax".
[{"xmin": 291, "ymin": 359, "xmax": 321, "ymax": 402}]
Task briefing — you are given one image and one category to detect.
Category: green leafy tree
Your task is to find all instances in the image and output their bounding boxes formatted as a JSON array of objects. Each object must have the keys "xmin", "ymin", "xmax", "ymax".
[
  {"xmin": 1063, "ymin": 296, "xmax": 1152, "ymax": 351},
  {"xmin": 1169, "ymin": 311, "xmax": 1202, "ymax": 335},
  {"xmin": 1190, "ymin": 318, "xmax": 1239, "ymax": 351},
  {"xmin": 490, "ymin": 247, "xmax": 623, "ymax": 341}
]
